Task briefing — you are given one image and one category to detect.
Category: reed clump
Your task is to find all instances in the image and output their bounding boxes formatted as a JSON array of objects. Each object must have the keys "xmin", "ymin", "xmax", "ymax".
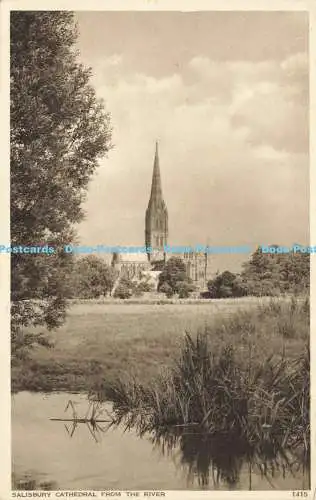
[{"xmin": 97, "ymin": 298, "xmax": 309, "ymax": 461}]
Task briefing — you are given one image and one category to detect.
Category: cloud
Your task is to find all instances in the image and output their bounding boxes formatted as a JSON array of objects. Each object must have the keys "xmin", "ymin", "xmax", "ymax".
[
  {"xmin": 78, "ymin": 51, "xmax": 309, "ymax": 261},
  {"xmin": 281, "ymin": 52, "xmax": 308, "ymax": 74},
  {"xmin": 186, "ymin": 54, "xmax": 308, "ymax": 153},
  {"xmin": 253, "ymin": 145, "xmax": 290, "ymax": 162}
]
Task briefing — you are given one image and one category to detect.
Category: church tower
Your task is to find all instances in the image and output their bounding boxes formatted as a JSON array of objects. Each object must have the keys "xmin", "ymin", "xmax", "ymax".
[{"xmin": 145, "ymin": 142, "xmax": 168, "ymax": 262}]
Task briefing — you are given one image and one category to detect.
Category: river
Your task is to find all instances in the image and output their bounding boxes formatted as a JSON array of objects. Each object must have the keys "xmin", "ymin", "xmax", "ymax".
[{"xmin": 12, "ymin": 392, "xmax": 309, "ymax": 491}]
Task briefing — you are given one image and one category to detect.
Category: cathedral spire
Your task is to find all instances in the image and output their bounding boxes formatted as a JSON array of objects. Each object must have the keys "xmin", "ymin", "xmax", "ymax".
[
  {"xmin": 145, "ymin": 141, "xmax": 168, "ymax": 261},
  {"xmin": 149, "ymin": 141, "xmax": 163, "ymax": 204}
]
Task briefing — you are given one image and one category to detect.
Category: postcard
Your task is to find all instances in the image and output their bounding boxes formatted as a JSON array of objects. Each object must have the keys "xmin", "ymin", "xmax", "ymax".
[{"xmin": 1, "ymin": 1, "xmax": 314, "ymax": 499}]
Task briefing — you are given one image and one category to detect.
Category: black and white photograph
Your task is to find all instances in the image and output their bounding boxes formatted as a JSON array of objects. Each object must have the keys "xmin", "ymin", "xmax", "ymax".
[{"xmin": 7, "ymin": 5, "xmax": 311, "ymax": 494}]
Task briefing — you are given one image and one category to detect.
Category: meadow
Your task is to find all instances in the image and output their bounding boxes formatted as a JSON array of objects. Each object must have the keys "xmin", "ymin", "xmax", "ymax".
[{"xmin": 11, "ymin": 296, "xmax": 309, "ymax": 394}]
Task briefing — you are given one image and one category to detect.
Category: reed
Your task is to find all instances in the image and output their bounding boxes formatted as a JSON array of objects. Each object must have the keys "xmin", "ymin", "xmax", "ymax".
[{"xmin": 96, "ymin": 298, "xmax": 309, "ymax": 462}]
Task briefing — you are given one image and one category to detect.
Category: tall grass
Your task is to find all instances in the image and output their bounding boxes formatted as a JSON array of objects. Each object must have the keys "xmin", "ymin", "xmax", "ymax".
[
  {"xmin": 93, "ymin": 297, "xmax": 310, "ymax": 483},
  {"xmin": 102, "ymin": 335, "xmax": 309, "ymax": 451}
]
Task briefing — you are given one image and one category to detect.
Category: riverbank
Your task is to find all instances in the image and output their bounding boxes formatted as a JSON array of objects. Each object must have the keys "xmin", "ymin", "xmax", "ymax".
[{"xmin": 11, "ymin": 297, "xmax": 309, "ymax": 394}]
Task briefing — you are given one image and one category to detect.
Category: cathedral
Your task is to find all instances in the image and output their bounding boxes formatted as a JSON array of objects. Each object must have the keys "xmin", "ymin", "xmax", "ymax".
[{"xmin": 111, "ymin": 142, "xmax": 211, "ymax": 290}]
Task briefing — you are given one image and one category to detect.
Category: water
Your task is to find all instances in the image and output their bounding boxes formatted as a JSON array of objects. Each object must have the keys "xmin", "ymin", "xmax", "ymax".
[{"xmin": 12, "ymin": 392, "xmax": 309, "ymax": 491}]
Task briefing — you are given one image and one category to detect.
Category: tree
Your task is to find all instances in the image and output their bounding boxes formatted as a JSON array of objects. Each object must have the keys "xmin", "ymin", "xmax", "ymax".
[
  {"xmin": 241, "ymin": 246, "xmax": 281, "ymax": 296},
  {"xmin": 241, "ymin": 246, "xmax": 310, "ymax": 296},
  {"xmin": 207, "ymin": 271, "xmax": 247, "ymax": 299},
  {"xmin": 11, "ymin": 11, "xmax": 112, "ymax": 358},
  {"xmin": 158, "ymin": 257, "xmax": 192, "ymax": 296},
  {"xmin": 73, "ymin": 256, "xmax": 116, "ymax": 298},
  {"xmin": 278, "ymin": 251, "xmax": 310, "ymax": 294},
  {"xmin": 158, "ymin": 257, "xmax": 195, "ymax": 298}
]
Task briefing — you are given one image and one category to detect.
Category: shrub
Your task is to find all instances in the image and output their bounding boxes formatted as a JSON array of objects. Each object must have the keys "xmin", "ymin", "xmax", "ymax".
[
  {"xmin": 113, "ymin": 283, "xmax": 132, "ymax": 299},
  {"xmin": 136, "ymin": 281, "xmax": 154, "ymax": 294},
  {"xmin": 159, "ymin": 282, "xmax": 173, "ymax": 298},
  {"xmin": 176, "ymin": 281, "xmax": 195, "ymax": 298},
  {"xmin": 207, "ymin": 271, "xmax": 247, "ymax": 299}
]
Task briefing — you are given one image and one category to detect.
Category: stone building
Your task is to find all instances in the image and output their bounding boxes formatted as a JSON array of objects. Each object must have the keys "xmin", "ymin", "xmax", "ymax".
[
  {"xmin": 111, "ymin": 251, "xmax": 149, "ymax": 281},
  {"xmin": 111, "ymin": 142, "xmax": 211, "ymax": 290}
]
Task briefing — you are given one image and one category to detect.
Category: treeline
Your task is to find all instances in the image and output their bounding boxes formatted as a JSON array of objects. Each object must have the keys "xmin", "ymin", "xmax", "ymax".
[
  {"xmin": 67, "ymin": 255, "xmax": 194, "ymax": 299},
  {"xmin": 205, "ymin": 246, "xmax": 310, "ymax": 298},
  {"xmin": 68, "ymin": 245, "xmax": 310, "ymax": 300}
]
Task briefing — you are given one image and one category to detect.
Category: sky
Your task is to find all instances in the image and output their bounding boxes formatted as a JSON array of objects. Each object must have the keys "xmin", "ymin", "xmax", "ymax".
[{"xmin": 75, "ymin": 11, "xmax": 309, "ymax": 272}]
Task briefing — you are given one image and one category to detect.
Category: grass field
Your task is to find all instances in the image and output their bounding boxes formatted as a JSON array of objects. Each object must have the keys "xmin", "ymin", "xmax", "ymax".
[{"xmin": 11, "ymin": 297, "xmax": 309, "ymax": 393}]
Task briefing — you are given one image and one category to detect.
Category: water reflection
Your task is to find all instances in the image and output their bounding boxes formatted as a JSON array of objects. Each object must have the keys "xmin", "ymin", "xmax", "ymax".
[
  {"xmin": 50, "ymin": 398, "xmax": 309, "ymax": 490},
  {"xmin": 50, "ymin": 399, "xmax": 113, "ymax": 442},
  {"xmin": 149, "ymin": 429, "xmax": 309, "ymax": 490}
]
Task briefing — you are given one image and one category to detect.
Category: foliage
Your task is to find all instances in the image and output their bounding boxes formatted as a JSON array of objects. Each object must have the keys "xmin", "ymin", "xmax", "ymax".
[
  {"xmin": 241, "ymin": 246, "xmax": 310, "ymax": 296},
  {"xmin": 72, "ymin": 255, "xmax": 116, "ymax": 298},
  {"xmin": 113, "ymin": 277, "xmax": 134, "ymax": 299},
  {"xmin": 158, "ymin": 257, "xmax": 194, "ymax": 297},
  {"xmin": 113, "ymin": 285, "xmax": 132, "ymax": 299},
  {"xmin": 137, "ymin": 280, "xmax": 154, "ymax": 293},
  {"xmin": 133, "ymin": 279, "xmax": 155, "ymax": 296},
  {"xmin": 108, "ymin": 337, "xmax": 309, "ymax": 487},
  {"xmin": 159, "ymin": 281, "xmax": 174, "ymax": 298},
  {"xmin": 205, "ymin": 246, "xmax": 310, "ymax": 299},
  {"xmin": 176, "ymin": 280, "xmax": 196, "ymax": 298},
  {"xmin": 133, "ymin": 288, "xmax": 144, "ymax": 298},
  {"xmin": 10, "ymin": 11, "xmax": 112, "ymax": 357},
  {"xmin": 112, "ymin": 276, "xmax": 155, "ymax": 298},
  {"xmin": 207, "ymin": 271, "xmax": 247, "ymax": 299},
  {"xmin": 11, "ymin": 300, "xmax": 56, "ymax": 363}
]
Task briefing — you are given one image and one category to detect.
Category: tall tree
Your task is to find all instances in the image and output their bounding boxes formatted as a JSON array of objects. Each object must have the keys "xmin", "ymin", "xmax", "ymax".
[
  {"xmin": 11, "ymin": 11, "xmax": 112, "ymax": 358},
  {"xmin": 158, "ymin": 257, "xmax": 194, "ymax": 296},
  {"xmin": 73, "ymin": 256, "xmax": 116, "ymax": 298},
  {"xmin": 241, "ymin": 246, "xmax": 310, "ymax": 296},
  {"xmin": 207, "ymin": 271, "xmax": 247, "ymax": 298}
]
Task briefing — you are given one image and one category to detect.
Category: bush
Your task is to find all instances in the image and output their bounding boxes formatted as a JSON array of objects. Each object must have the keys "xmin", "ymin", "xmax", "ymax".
[
  {"xmin": 136, "ymin": 281, "xmax": 154, "ymax": 294},
  {"xmin": 159, "ymin": 282, "xmax": 173, "ymax": 298},
  {"xmin": 176, "ymin": 281, "xmax": 195, "ymax": 298},
  {"xmin": 113, "ymin": 283, "xmax": 132, "ymax": 299},
  {"xmin": 207, "ymin": 271, "xmax": 247, "ymax": 299}
]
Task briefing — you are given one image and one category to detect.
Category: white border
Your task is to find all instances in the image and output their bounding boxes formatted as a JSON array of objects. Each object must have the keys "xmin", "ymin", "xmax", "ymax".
[{"xmin": 1, "ymin": 1, "xmax": 314, "ymax": 499}]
